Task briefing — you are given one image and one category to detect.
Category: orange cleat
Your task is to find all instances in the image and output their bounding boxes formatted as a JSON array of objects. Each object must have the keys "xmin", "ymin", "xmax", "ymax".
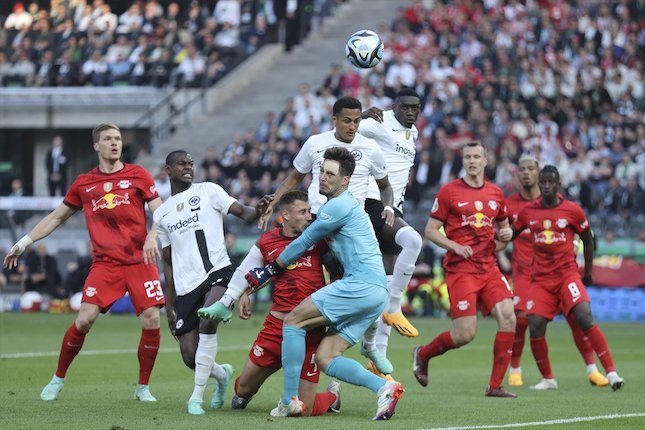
[{"xmin": 382, "ymin": 312, "xmax": 419, "ymax": 337}]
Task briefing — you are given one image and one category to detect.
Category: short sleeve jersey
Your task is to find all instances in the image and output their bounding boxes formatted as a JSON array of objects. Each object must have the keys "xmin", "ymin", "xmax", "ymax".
[
  {"xmin": 64, "ymin": 163, "xmax": 159, "ymax": 265},
  {"xmin": 506, "ymin": 192, "xmax": 539, "ymax": 278},
  {"xmin": 360, "ymin": 110, "xmax": 418, "ymax": 212},
  {"xmin": 515, "ymin": 199, "xmax": 589, "ymax": 279},
  {"xmin": 257, "ymin": 228, "xmax": 327, "ymax": 312},
  {"xmin": 292, "ymin": 130, "xmax": 387, "ymax": 214},
  {"xmin": 154, "ymin": 182, "xmax": 236, "ymax": 296},
  {"xmin": 430, "ymin": 179, "xmax": 508, "ymax": 273}
]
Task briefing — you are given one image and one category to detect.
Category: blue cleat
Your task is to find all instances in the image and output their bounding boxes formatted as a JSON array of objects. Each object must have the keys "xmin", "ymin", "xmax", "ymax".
[
  {"xmin": 134, "ymin": 384, "xmax": 157, "ymax": 402},
  {"xmin": 211, "ymin": 364, "xmax": 233, "ymax": 409},
  {"xmin": 198, "ymin": 302, "xmax": 232, "ymax": 322},
  {"xmin": 40, "ymin": 376, "xmax": 64, "ymax": 401},
  {"xmin": 187, "ymin": 400, "xmax": 206, "ymax": 415},
  {"xmin": 361, "ymin": 342, "xmax": 394, "ymax": 375}
]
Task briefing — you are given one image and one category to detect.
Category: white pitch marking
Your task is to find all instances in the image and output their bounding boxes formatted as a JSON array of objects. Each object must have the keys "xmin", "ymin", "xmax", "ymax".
[{"xmin": 423, "ymin": 413, "xmax": 645, "ymax": 430}]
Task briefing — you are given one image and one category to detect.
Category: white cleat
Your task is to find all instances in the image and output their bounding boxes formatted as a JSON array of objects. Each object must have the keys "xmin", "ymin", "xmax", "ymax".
[
  {"xmin": 327, "ymin": 380, "xmax": 341, "ymax": 413},
  {"xmin": 40, "ymin": 376, "xmax": 65, "ymax": 401},
  {"xmin": 134, "ymin": 384, "xmax": 157, "ymax": 402},
  {"xmin": 373, "ymin": 380, "xmax": 404, "ymax": 420},
  {"xmin": 529, "ymin": 378, "xmax": 558, "ymax": 390},
  {"xmin": 607, "ymin": 372, "xmax": 625, "ymax": 391},
  {"xmin": 270, "ymin": 396, "xmax": 305, "ymax": 417}
]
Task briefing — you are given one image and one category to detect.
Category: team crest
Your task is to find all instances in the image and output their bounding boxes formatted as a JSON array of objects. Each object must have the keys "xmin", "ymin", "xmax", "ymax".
[
  {"xmin": 176, "ymin": 203, "xmax": 184, "ymax": 212},
  {"xmin": 488, "ymin": 200, "xmax": 498, "ymax": 210},
  {"xmin": 253, "ymin": 344, "xmax": 265, "ymax": 357},
  {"xmin": 350, "ymin": 149, "xmax": 363, "ymax": 161},
  {"xmin": 176, "ymin": 319, "xmax": 184, "ymax": 329},
  {"xmin": 543, "ymin": 219, "xmax": 552, "ymax": 229},
  {"xmin": 189, "ymin": 196, "xmax": 200, "ymax": 206},
  {"xmin": 103, "ymin": 182, "xmax": 113, "ymax": 192},
  {"xmin": 556, "ymin": 218, "xmax": 568, "ymax": 229},
  {"xmin": 475, "ymin": 201, "xmax": 483, "ymax": 211},
  {"xmin": 457, "ymin": 300, "xmax": 469, "ymax": 311},
  {"xmin": 85, "ymin": 286, "xmax": 97, "ymax": 297},
  {"xmin": 118, "ymin": 180, "xmax": 131, "ymax": 189}
]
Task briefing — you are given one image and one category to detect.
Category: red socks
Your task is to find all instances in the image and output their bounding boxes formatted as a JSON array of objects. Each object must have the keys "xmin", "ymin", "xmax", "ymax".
[
  {"xmin": 418, "ymin": 331, "xmax": 456, "ymax": 361},
  {"xmin": 510, "ymin": 315, "xmax": 528, "ymax": 368},
  {"xmin": 489, "ymin": 331, "xmax": 514, "ymax": 388},
  {"xmin": 584, "ymin": 324, "xmax": 615, "ymax": 373},
  {"xmin": 310, "ymin": 391, "xmax": 337, "ymax": 416},
  {"xmin": 565, "ymin": 313, "xmax": 595, "ymax": 366},
  {"xmin": 55, "ymin": 323, "xmax": 87, "ymax": 378},
  {"xmin": 138, "ymin": 328, "xmax": 160, "ymax": 385},
  {"xmin": 530, "ymin": 336, "xmax": 554, "ymax": 379}
]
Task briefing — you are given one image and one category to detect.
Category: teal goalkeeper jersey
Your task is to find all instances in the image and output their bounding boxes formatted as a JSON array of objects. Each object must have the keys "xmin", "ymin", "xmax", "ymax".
[{"xmin": 279, "ymin": 190, "xmax": 386, "ymax": 288}]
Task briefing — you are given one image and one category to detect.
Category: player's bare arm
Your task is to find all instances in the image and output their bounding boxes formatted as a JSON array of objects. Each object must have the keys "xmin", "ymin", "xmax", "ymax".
[
  {"xmin": 361, "ymin": 106, "xmax": 384, "ymax": 122},
  {"xmin": 161, "ymin": 245, "xmax": 178, "ymax": 340},
  {"xmin": 579, "ymin": 228, "xmax": 595, "ymax": 285},
  {"xmin": 143, "ymin": 197, "xmax": 163, "ymax": 264},
  {"xmin": 3, "ymin": 203, "xmax": 77, "ymax": 269},
  {"xmin": 238, "ymin": 292, "xmax": 252, "ymax": 320},
  {"xmin": 496, "ymin": 218, "xmax": 513, "ymax": 242},
  {"xmin": 376, "ymin": 176, "xmax": 395, "ymax": 226},
  {"xmin": 228, "ymin": 200, "xmax": 265, "ymax": 222},
  {"xmin": 259, "ymin": 169, "xmax": 307, "ymax": 229},
  {"xmin": 425, "ymin": 217, "xmax": 473, "ymax": 259}
]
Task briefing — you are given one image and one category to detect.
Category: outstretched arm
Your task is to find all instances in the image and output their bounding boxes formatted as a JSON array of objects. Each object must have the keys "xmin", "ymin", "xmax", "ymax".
[{"xmin": 3, "ymin": 203, "xmax": 77, "ymax": 269}]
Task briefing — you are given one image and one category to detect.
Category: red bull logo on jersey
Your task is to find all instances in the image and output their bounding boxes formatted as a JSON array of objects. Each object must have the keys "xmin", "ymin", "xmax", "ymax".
[
  {"xmin": 534, "ymin": 230, "xmax": 566, "ymax": 245},
  {"xmin": 287, "ymin": 255, "xmax": 313, "ymax": 270},
  {"xmin": 461, "ymin": 212, "xmax": 493, "ymax": 229},
  {"xmin": 91, "ymin": 192, "xmax": 130, "ymax": 211}
]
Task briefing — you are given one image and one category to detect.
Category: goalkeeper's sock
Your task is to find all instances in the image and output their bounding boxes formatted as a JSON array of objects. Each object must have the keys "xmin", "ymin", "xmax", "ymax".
[
  {"xmin": 56, "ymin": 323, "xmax": 87, "ymax": 378},
  {"xmin": 281, "ymin": 325, "xmax": 306, "ymax": 405}
]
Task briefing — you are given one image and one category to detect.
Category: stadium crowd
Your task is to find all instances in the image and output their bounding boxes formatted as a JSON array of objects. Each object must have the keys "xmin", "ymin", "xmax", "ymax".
[
  {"xmin": 0, "ymin": 0, "xmax": 342, "ymax": 88},
  {"xmin": 192, "ymin": 0, "xmax": 643, "ymax": 232}
]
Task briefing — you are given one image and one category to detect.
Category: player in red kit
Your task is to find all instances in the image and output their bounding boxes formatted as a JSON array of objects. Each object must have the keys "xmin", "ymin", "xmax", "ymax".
[
  {"xmin": 4, "ymin": 123, "xmax": 164, "ymax": 402},
  {"xmin": 512, "ymin": 165, "xmax": 625, "ymax": 391},
  {"xmin": 506, "ymin": 156, "xmax": 608, "ymax": 388},
  {"xmin": 205, "ymin": 190, "xmax": 340, "ymax": 415},
  {"xmin": 412, "ymin": 141, "xmax": 517, "ymax": 398}
]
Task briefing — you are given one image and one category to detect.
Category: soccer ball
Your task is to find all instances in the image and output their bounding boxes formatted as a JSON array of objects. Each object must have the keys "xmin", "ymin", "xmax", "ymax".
[{"xmin": 345, "ymin": 30, "xmax": 383, "ymax": 69}]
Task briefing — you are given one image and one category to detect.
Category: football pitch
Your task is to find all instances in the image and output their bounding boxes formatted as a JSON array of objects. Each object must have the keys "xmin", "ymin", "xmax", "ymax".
[{"xmin": 0, "ymin": 311, "xmax": 643, "ymax": 430}]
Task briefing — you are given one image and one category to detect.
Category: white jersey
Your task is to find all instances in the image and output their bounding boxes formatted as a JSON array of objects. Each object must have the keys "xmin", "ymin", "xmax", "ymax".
[
  {"xmin": 360, "ymin": 110, "xmax": 418, "ymax": 212},
  {"xmin": 293, "ymin": 130, "xmax": 387, "ymax": 214},
  {"xmin": 154, "ymin": 182, "xmax": 236, "ymax": 296}
]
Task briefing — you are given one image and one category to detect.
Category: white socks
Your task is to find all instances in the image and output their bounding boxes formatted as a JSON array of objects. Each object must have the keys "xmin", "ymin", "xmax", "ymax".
[
  {"xmin": 387, "ymin": 226, "xmax": 422, "ymax": 314},
  {"xmin": 190, "ymin": 333, "xmax": 218, "ymax": 402}
]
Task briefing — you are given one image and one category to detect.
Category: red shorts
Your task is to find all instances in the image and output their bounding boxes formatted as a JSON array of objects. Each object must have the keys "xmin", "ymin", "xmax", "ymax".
[
  {"xmin": 248, "ymin": 313, "xmax": 326, "ymax": 383},
  {"xmin": 83, "ymin": 261, "xmax": 164, "ymax": 316},
  {"xmin": 527, "ymin": 274, "xmax": 590, "ymax": 320},
  {"xmin": 446, "ymin": 268, "xmax": 513, "ymax": 319},
  {"xmin": 511, "ymin": 271, "xmax": 532, "ymax": 313}
]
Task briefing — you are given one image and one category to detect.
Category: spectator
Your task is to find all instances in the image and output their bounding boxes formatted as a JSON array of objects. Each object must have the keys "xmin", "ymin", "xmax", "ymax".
[
  {"xmin": 7, "ymin": 178, "xmax": 31, "ymax": 228},
  {"xmin": 4, "ymin": 2, "xmax": 33, "ymax": 32},
  {"xmin": 45, "ymin": 135, "xmax": 69, "ymax": 196},
  {"xmin": 24, "ymin": 244, "xmax": 64, "ymax": 298}
]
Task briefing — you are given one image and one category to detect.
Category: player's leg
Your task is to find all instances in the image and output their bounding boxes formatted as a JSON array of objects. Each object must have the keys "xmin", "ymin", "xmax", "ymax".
[
  {"xmin": 361, "ymin": 319, "xmax": 393, "ymax": 375},
  {"xmin": 300, "ymin": 326, "xmax": 340, "ymax": 416},
  {"xmin": 564, "ymin": 311, "xmax": 608, "ymax": 387},
  {"xmin": 508, "ymin": 273, "xmax": 530, "ymax": 386},
  {"xmin": 486, "ymin": 297, "xmax": 517, "ymax": 396},
  {"xmin": 233, "ymin": 359, "xmax": 278, "ymax": 409},
  {"xmin": 379, "ymin": 221, "xmax": 422, "ymax": 337},
  {"xmin": 40, "ymin": 302, "xmax": 101, "ymax": 401},
  {"xmin": 570, "ymin": 301, "xmax": 624, "ymax": 390},
  {"xmin": 527, "ymin": 314, "xmax": 558, "ymax": 390}
]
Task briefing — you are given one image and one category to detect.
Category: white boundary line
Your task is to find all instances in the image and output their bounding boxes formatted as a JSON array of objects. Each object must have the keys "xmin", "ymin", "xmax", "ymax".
[
  {"xmin": 0, "ymin": 344, "xmax": 250, "ymax": 359},
  {"xmin": 422, "ymin": 413, "xmax": 645, "ymax": 430}
]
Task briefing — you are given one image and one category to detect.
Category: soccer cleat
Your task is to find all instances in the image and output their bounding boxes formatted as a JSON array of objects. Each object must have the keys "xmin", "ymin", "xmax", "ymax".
[
  {"xmin": 197, "ymin": 302, "xmax": 232, "ymax": 322},
  {"xmin": 485, "ymin": 386, "xmax": 518, "ymax": 398},
  {"xmin": 327, "ymin": 380, "xmax": 341, "ymax": 413},
  {"xmin": 211, "ymin": 363, "xmax": 234, "ymax": 409},
  {"xmin": 40, "ymin": 376, "xmax": 64, "ymax": 401},
  {"xmin": 530, "ymin": 378, "xmax": 558, "ymax": 390},
  {"xmin": 373, "ymin": 381, "xmax": 404, "ymax": 420},
  {"xmin": 367, "ymin": 361, "xmax": 394, "ymax": 381},
  {"xmin": 382, "ymin": 312, "xmax": 419, "ymax": 337},
  {"xmin": 231, "ymin": 394, "xmax": 252, "ymax": 409},
  {"xmin": 508, "ymin": 370, "xmax": 524, "ymax": 387},
  {"xmin": 412, "ymin": 346, "xmax": 428, "ymax": 387},
  {"xmin": 187, "ymin": 400, "xmax": 205, "ymax": 415},
  {"xmin": 607, "ymin": 372, "xmax": 624, "ymax": 391},
  {"xmin": 134, "ymin": 384, "xmax": 157, "ymax": 402},
  {"xmin": 588, "ymin": 371, "xmax": 609, "ymax": 387},
  {"xmin": 361, "ymin": 342, "xmax": 394, "ymax": 375},
  {"xmin": 270, "ymin": 396, "xmax": 306, "ymax": 417}
]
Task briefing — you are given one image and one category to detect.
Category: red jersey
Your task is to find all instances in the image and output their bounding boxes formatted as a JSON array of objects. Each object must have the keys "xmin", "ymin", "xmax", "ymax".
[
  {"xmin": 515, "ymin": 199, "xmax": 589, "ymax": 279},
  {"xmin": 64, "ymin": 163, "xmax": 159, "ymax": 265},
  {"xmin": 430, "ymin": 178, "xmax": 508, "ymax": 273},
  {"xmin": 506, "ymin": 192, "xmax": 539, "ymax": 278},
  {"xmin": 257, "ymin": 228, "xmax": 327, "ymax": 313}
]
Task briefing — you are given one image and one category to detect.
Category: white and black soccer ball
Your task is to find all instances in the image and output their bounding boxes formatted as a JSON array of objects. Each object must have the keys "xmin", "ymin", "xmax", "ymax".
[{"xmin": 345, "ymin": 30, "xmax": 383, "ymax": 69}]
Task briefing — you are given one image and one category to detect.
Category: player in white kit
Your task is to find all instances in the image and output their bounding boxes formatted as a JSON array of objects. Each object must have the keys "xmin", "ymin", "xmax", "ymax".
[
  {"xmin": 358, "ymin": 89, "xmax": 424, "ymax": 376},
  {"xmin": 154, "ymin": 150, "xmax": 267, "ymax": 415},
  {"xmin": 259, "ymin": 96, "xmax": 396, "ymax": 375}
]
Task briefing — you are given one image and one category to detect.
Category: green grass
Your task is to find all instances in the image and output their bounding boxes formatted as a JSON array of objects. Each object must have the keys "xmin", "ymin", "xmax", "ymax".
[{"xmin": 0, "ymin": 311, "xmax": 644, "ymax": 430}]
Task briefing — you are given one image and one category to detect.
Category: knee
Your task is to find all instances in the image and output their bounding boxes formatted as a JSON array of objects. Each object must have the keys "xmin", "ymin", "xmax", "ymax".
[
  {"xmin": 140, "ymin": 307, "xmax": 161, "ymax": 329},
  {"xmin": 574, "ymin": 311, "xmax": 594, "ymax": 331},
  {"xmin": 75, "ymin": 317, "xmax": 94, "ymax": 333},
  {"xmin": 500, "ymin": 310, "xmax": 516, "ymax": 332},
  {"xmin": 452, "ymin": 327, "xmax": 476, "ymax": 346},
  {"xmin": 283, "ymin": 311, "xmax": 298, "ymax": 327},
  {"xmin": 315, "ymin": 351, "xmax": 337, "ymax": 372},
  {"xmin": 528, "ymin": 316, "xmax": 547, "ymax": 337},
  {"xmin": 396, "ymin": 226, "xmax": 423, "ymax": 253}
]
